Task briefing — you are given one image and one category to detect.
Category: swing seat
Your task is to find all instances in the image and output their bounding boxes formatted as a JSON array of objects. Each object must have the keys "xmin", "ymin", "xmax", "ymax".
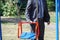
[
  {"xmin": 18, "ymin": 22, "xmax": 40, "ymax": 40},
  {"xmin": 20, "ymin": 32, "xmax": 36, "ymax": 39}
]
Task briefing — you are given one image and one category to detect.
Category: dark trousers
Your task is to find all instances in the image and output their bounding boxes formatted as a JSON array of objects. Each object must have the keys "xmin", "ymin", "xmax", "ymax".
[{"xmin": 30, "ymin": 18, "xmax": 45, "ymax": 40}]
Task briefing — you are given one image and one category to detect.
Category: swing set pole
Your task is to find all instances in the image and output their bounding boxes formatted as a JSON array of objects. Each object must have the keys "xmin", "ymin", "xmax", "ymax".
[
  {"xmin": 56, "ymin": 0, "xmax": 59, "ymax": 40},
  {"xmin": 0, "ymin": 17, "xmax": 2, "ymax": 40}
]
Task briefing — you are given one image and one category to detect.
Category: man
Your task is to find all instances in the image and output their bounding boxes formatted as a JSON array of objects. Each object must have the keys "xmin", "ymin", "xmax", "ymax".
[{"xmin": 25, "ymin": 0, "xmax": 50, "ymax": 40}]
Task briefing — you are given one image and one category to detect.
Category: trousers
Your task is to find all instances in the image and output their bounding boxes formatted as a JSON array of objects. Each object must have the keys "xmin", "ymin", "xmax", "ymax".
[{"xmin": 30, "ymin": 18, "xmax": 45, "ymax": 40}]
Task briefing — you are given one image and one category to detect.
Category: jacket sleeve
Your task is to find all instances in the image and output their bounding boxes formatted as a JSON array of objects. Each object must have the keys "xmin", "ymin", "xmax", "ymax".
[
  {"xmin": 43, "ymin": 0, "xmax": 50, "ymax": 22},
  {"xmin": 25, "ymin": 0, "xmax": 32, "ymax": 21}
]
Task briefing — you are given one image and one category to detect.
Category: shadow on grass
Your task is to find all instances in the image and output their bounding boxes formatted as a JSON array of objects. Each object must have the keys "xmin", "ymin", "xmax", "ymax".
[{"xmin": 1, "ymin": 17, "xmax": 26, "ymax": 23}]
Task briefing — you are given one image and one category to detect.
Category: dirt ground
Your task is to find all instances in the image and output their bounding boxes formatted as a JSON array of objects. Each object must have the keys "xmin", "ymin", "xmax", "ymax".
[{"xmin": 1, "ymin": 22, "xmax": 60, "ymax": 40}]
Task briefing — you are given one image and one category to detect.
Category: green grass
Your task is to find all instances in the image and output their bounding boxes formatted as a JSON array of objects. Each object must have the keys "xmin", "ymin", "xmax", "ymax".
[{"xmin": 49, "ymin": 12, "xmax": 56, "ymax": 23}]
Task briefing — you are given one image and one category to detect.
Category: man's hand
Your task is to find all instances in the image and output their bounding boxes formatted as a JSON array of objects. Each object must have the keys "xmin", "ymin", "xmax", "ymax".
[
  {"xmin": 29, "ymin": 20, "xmax": 33, "ymax": 23},
  {"xmin": 27, "ymin": 20, "xmax": 33, "ymax": 23},
  {"xmin": 47, "ymin": 21, "xmax": 50, "ymax": 25}
]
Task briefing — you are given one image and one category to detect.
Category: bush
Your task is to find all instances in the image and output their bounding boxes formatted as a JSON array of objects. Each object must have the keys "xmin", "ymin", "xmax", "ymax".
[
  {"xmin": 0, "ymin": 1, "xmax": 4, "ymax": 16},
  {"xmin": 47, "ymin": 0, "xmax": 55, "ymax": 11},
  {"xmin": 0, "ymin": 0, "xmax": 55, "ymax": 16},
  {"xmin": 2, "ymin": 2, "xmax": 17, "ymax": 16}
]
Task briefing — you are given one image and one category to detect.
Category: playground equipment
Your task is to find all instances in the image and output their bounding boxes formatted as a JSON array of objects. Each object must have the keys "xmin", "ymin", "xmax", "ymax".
[
  {"xmin": 0, "ymin": 27, "xmax": 2, "ymax": 40},
  {"xmin": 18, "ymin": 21, "xmax": 40, "ymax": 40},
  {"xmin": 56, "ymin": 0, "xmax": 59, "ymax": 40},
  {"xmin": 0, "ymin": 17, "xmax": 2, "ymax": 40}
]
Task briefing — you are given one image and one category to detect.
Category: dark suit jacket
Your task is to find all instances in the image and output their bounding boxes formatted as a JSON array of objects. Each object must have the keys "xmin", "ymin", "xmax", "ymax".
[{"xmin": 25, "ymin": 0, "xmax": 50, "ymax": 22}]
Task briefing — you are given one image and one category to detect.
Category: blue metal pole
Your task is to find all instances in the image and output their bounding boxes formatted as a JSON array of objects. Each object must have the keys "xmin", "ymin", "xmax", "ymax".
[
  {"xmin": 56, "ymin": 0, "xmax": 59, "ymax": 40},
  {"xmin": 0, "ymin": 17, "xmax": 2, "ymax": 40}
]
